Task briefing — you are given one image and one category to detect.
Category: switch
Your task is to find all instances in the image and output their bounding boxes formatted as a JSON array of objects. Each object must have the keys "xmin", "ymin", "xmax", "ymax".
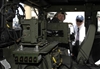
[
  {"xmin": 24, "ymin": 57, "xmax": 28, "ymax": 62},
  {"xmin": 29, "ymin": 57, "xmax": 32, "ymax": 62},
  {"xmin": 20, "ymin": 56, "xmax": 23, "ymax": 62}
]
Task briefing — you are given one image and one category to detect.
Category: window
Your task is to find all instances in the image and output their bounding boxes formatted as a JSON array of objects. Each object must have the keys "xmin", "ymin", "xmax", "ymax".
[
  {"xmin": 97, "ymin": 11, "xmax": 100, "ymax": 32},
  {"xmin": 64, "ymin": 12, "xmax": 85, "ymax": 25},
  {"xmin": 47, "ymin": 11, "xmax": 85, "ymax": 25}
]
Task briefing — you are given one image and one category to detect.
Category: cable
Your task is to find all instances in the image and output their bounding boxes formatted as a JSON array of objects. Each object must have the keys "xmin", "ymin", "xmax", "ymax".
[
  {"xmin": 0, "ymin": 27, "xmax": 20, "ymax": 47},
  {"xmin": 6, "ymin": 28, "xmax": 16, "ymax": 41},
  {"xmin": 0, "ymin": 3, "xmax": 11, "ymax": 16},
  {"xmin": 33, "ymin": 8, "xmax": 39, "ymax": 17},
  {"xmin": 0, "ymin": 3, "xmax": 25, "ymax": 16},
  {"xmin": 56, "ymin": 42, "xmax": 73, "ymax": 69}
]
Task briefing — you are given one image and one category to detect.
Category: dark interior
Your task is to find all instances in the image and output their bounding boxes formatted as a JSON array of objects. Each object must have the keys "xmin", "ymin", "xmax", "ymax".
[
  {"xmin": 20, "ymin": 0, "xmax": 100, "ymax": 7},
  {"xmin": 1, "ymin": 0, "xmax": 100, "ymax": 64}
]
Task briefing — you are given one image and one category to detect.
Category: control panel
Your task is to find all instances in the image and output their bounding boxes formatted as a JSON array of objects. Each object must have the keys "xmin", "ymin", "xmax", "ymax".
[{"xmin": 13, "ymin": 47, "xmax": 41, "ymax": 64}]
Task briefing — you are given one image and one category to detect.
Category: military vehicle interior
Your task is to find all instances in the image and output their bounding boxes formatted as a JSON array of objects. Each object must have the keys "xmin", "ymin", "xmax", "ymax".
[{"xmin": 0, "ymin": 0, "xmax": 100, "ymax": 69}]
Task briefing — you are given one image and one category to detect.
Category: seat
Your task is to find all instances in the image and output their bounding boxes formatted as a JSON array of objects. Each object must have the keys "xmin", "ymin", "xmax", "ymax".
[{"xmin": 77, "ymin": 24, "xmax": 96, "ymax": 64}]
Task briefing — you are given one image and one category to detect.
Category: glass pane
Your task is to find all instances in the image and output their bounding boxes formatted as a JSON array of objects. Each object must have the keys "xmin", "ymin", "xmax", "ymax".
[{"xmin": 97, "ymin": 11, "xmax": 100, "ymax": 32}]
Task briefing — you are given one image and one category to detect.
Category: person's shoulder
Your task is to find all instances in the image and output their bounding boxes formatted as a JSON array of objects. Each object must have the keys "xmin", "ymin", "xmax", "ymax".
[
  {"xmin": 50, "ymin": 17, "xmax": 59, "ymax": 23},
  {"xmin": 74, "ymin": 25, "xmax": 77, "ymax": 29}
]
